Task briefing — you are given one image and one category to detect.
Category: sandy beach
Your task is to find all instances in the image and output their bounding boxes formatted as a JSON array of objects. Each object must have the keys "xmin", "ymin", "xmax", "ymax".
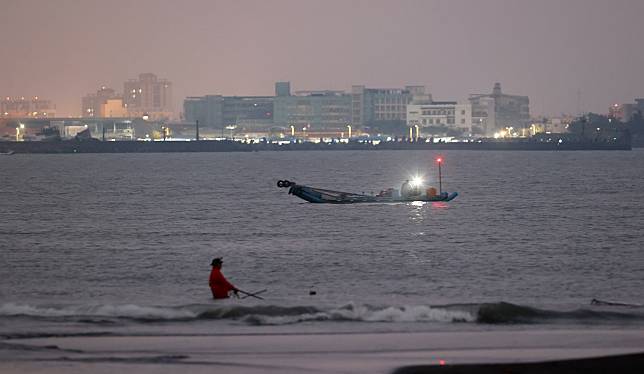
[{"xmin": 2, "ymin": 328, "xmax": 644, "ymax": 373}]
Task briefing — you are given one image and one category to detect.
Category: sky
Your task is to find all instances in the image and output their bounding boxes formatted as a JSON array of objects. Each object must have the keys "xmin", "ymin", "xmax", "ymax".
[{"xmin": 1, "ymin": 0, "xmax": 643, "ymax": 117}]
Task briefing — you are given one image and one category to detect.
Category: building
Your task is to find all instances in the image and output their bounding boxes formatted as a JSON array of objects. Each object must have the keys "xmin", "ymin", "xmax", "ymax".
[
  {"xmin": 527, "ymin": 116, "xmax": 573, "ymax": 136},
  {"xmin": 609, "ymin": 99, "xmax": 644, "ymax": 121},
  {"xmin": 184, "ymin": 95, "xmax": 223, "ymax": 129},
  {"xmin": 351, "ymin": 85, "xmax": 429, "ymax": 127},
  {"xmin": 221, "ymin": 96, "xmax": 273, "ymax": 129},
  {"xmin": 123, "ymin": 73, "xmax": 173, "ymax": 120},
  {"xmin": 185, "ymin": 82, "xmax": 351, "ymax": 133},
  {"xmin": 273, "ymin": 82, "xmax": 351, "ymax": 130},
  {"xmin": 469, "ymin": 83, "xmax": 530, "ymax": 136},
  {"xmin": 81, "ymin": 86, "xmax": 123, "ymax": 117},
  {"xmin": 184, "ymin": 95, "xmax": 273, "ymax": 131},
  {"xmin": 407, "ymin": 101, "xmax": 472, "ymax": 137},
  {"xmin": 637, "ymin": 99, "xmax": 644, "ymax": 113},
  {"xmin": 101, "ymin": 98, "xmax": 127, "ymax": 118},
  {"xmin": 1, "ymin": 96, "xmax": 56, "ymax": 118}
]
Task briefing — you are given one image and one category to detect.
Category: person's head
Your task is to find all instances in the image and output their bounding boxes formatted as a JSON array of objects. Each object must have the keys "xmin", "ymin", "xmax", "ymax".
[{"xmin": 211, "ymin": 257, "xmax": 223, "ymax": 268}]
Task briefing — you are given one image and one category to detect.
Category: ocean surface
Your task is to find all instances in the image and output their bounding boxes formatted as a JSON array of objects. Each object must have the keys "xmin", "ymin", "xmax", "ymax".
[{"xmin": 1, "ymin": 150, "xmax": 644, "ymax": 337}]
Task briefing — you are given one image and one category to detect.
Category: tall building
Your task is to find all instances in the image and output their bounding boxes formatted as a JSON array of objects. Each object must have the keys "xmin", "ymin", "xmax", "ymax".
[
  {"xmin": 351, "ymin": 85, "xmax": 429, "ymax": 126},
  {"xmin": 123, "ymin": 73, "xmax": 173, "ymax": 120},
  {"xmin": 468, "ymin": 83, "xmax": 530, "ymax": 136},
  {"xmin": 273, "ymin": 83, "xmax": 351, "ymax": 130},
  {"xmin": 407, "ymin": 101, "xmax": 472, "ymax": 136},
  {"xmin": 1, "ymin": 96, "xmax": 56, "ymax": 118},
  {"xmin": 81, "ymin": 86, "xmax": 122, "ymax": 117}
]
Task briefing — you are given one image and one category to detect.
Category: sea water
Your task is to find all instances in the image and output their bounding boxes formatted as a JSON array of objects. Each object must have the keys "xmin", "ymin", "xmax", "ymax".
[{"xmin": 1, "ymin": 150, "xmax": 644, "ymax": 337}]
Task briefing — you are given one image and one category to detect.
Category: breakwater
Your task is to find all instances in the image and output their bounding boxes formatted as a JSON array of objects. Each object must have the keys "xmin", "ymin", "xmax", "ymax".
[{"xmin": 0, "ymin": 138, "xmax": 631, "ymax": 154}]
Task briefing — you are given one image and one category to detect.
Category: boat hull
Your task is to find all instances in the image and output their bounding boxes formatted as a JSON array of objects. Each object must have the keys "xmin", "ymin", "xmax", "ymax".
[{"xmin": 288, "ymin": 184, "xmax": 457, "ymax": 204}]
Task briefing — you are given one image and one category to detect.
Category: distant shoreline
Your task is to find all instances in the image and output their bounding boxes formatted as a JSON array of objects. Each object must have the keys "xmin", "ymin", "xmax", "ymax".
[{"xmin": 0, "ymin": 138, "xmax": 632, "ymax": 154}]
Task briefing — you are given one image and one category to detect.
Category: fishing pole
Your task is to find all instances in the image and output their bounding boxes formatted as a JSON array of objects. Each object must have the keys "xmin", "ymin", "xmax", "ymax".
[{"xmin": 238, "ymin": 289, "xmax": 267, "ymax": 300}]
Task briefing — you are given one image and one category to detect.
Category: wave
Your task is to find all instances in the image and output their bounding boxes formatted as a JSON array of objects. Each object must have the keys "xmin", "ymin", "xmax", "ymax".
[
  {"xmin": 476, "ymin": 302, "xmax": 644, "ymax": 324},
  {"xmin": 1, "ymin": 301, "xmax": 643, "ymax": 326}
]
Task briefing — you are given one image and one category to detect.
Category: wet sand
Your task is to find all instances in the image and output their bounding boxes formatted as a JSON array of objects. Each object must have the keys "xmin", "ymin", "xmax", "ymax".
[
  {"xmin": 2, "ymin": 329, "xmax": 644, "ymax": 373},
  {"xmin": 394, "ymin": 352, "xmax": 644, "ymax": 373}
]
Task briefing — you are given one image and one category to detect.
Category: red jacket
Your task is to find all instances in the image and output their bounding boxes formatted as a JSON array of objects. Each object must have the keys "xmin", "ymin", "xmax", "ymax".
[{"xmin": 209, "ymin": 267, "xmax": 236, "ymax": 299}]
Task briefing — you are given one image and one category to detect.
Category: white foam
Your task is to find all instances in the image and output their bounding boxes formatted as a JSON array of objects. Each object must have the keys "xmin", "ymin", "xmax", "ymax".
[
  {"xmin": 0, "ymin": 302, "xmax": 474, "ymax": 325},
  {"xmin": 244, "ymin": 304, "xmax": 475, "ymax": 325},
  {"xmin": 0, "ymin": 303, "xmax": 77, "ymax": 317},
  {"xmin": 0, "ymin": 303, "xmax": 196, "ymax": 320},
  {"xmin": 331, "ymin": 304, "xmax": 475, "ymax": 323}
]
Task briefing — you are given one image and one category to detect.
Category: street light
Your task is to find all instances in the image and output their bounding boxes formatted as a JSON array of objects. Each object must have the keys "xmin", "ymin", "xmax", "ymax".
[
  {"xmin": 347, "ymin": 124, "xmax": 352, "ymax": 138},
  {"xmin": 290, "ymin": 125, "xmax": 295, "ymax": 137},
  {"xmin": 414, "ymin": 124, "xmax": 419, "ymax": 142},
  {"xmin": 225, "ymin": 125, "xmax": 236, "ymax": 139}
]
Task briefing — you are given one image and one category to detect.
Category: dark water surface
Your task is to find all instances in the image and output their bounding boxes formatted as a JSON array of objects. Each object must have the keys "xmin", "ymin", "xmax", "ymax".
[{"xmin": 1, "ymin": 150, "xmax": 643, "ymax": 332}]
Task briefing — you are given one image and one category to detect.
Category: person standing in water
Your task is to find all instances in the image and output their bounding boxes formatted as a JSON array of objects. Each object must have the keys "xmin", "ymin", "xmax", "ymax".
[{"xmin": 209, "ymin": 258, "xmax": 238, "ymax": 299}]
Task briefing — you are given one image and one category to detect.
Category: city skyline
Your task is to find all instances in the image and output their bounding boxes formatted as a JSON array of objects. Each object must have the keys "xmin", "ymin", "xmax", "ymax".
[{"xmin": 1, "ymin": 0, "xmax": 644, "ymax": 117}]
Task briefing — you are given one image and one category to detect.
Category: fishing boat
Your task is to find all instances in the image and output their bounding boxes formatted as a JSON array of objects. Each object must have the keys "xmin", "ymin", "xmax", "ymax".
[{"xmin": 278, "ymin": 157, "xmax": 458, "ymax": 204}]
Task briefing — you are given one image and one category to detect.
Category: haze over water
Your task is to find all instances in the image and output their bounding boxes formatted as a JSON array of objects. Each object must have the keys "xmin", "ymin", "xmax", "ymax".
[
  {"xmin": 3, "ymin": 0, "xmax": 644, "ymax": 116},
  {"xmin": 1, "ymin": 151, "xmax": 643, "ymax": 334}
]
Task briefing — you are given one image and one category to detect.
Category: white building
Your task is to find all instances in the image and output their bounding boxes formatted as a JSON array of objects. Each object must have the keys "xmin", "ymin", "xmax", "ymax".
[{"xmin": 407, "ymin": 101, "xmax": 472, "ymax": 137}]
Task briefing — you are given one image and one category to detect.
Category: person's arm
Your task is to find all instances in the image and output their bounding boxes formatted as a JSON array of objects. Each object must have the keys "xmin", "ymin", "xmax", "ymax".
[
  {"xmin": 214, "ymin": 271, "xmax": 238, "ymax": 293},
  {"xmin": 222, "ymin": 275, "xmax": 238, "ymax": 293}
]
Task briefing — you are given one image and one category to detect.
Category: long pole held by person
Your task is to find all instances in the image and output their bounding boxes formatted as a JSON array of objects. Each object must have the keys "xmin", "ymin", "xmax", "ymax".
[{"xmin": 237, "ymin": 289, "xmax": 266, "ymax": 300}]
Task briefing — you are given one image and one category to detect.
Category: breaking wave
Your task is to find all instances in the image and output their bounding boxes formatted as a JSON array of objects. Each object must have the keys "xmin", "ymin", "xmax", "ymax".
[
  {"xmin": 476, "ymin": 302, "xmax": 644, "ymax": 324},
  {"xmin": 1, "ymin": 301, "xmax": 643, "ymax": 326}
]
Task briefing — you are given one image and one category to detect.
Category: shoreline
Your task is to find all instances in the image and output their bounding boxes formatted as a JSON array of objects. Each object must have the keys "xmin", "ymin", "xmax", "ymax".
[
  {"xmin": 0, "ymin": 138, "xmax": 632, "ymax": 153},
  {"xmin": 3, "ymin": 328, "xmax": 644, "ymax": 373}
]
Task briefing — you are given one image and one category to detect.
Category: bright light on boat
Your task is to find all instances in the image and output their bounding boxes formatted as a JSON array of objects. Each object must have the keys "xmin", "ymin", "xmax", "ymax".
[{"xmin": 410, "ymin": 176, "xmax": 423, "ymax": 187}]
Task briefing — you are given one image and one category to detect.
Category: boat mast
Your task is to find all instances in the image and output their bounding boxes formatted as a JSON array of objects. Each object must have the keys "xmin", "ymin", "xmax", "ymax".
[{"xmin": 437, "ymin": 157, "xmax": 443, "ymax": 194}]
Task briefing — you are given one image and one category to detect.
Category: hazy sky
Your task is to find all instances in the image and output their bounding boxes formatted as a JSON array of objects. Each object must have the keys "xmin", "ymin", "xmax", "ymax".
[{"xmin": 1, "ymin": 0, "xmax": 643, "ymax": 117}]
